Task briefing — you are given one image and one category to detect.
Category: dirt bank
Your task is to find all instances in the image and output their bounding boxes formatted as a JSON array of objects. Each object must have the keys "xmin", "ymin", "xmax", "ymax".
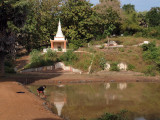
[
  {"xmin": 3, "ymin": 71, "xmax": 160, "ymax": 85},
  {"xmin": 0, "ymin": 81, "xmax": 62, "ymax": 120}
]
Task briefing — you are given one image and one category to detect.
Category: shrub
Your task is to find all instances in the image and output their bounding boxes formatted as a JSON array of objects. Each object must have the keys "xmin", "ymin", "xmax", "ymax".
[
  {"xmin": 99, "ymin": 57, "xmax": 106, "ymax": 70},
  {"xmin": 91, "ymin": 52, "xmax": 106, "ymax": 72},
  {"xmin": 45, "ymin": 48, "xmax": 57, "ymax": 61},
  {"xmin": 142, "ymin": 42, "xmax": 160, "ymax": 75},
  {"xmin": 60, "ymin": 50, "xmax": 78, "ymax": 65},
  {"xmin": 69, "ymin": 43, "xmax": 79, "ymax": 50},
  {"xmin": 110, "ymin": 62, "xmax": 120, "ymax": 71},
  {"xmin": 134, "ymin": 32, "xmax": 143, "ymax": 37},
  {"xmin": 127, "ymin": 64, "xmax": 135, "ymax": 71},
  {"xmin": 142, "ymin": 26, "xmax": 160, "ymax": 39},
  {"xmin": 123, "ymin": 31, "xmax": 130, "ymax": 36},
  {"xmin": 143, "ymin": 65, "xmax": 156, "ymax": 76},
  {"xmin": 30, "ymin": 49, "xmax": 42, "ymax": 64},
  {"xmin": 5, "ymin": 66, "xmax": 16, "ymax": 73},
  {"xmin": 141, "ymin": 41, "xmax": 156, "ymax": 51},
  {"xmin": 24, "ymin": 49, "xmax": 57, "ymax": 69},
  {"xmin": 5, "ymin": 61, "xmax": 13, "ymax": 68},
  {"xmin": 96, "ymin": 110, "xmax": 128, "ymax": 120},
  {"xmin": 4, "ymin": 59, "xmax": 16, "ymax": 73}
]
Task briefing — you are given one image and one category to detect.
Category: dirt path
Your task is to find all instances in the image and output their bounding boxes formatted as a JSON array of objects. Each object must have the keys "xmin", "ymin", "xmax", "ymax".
[{"xmin": 0, "ymin": 81, "xmax": 62, "ymax": 120}]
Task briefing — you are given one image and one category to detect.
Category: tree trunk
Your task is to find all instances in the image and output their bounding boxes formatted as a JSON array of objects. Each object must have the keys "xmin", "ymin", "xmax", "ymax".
[{"xmin": 0, "ymin": 53, "xmax": 5, "ymax": 77}]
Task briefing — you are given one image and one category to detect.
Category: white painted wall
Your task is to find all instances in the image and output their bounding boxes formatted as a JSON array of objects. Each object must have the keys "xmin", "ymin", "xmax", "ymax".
[
  {"xmin": 105, "ymin": 63, "xmax": 111, "ymax": 71},
  {"xmin": 118, "ymin": 63, "xmax": 127, "ymax": 71}
]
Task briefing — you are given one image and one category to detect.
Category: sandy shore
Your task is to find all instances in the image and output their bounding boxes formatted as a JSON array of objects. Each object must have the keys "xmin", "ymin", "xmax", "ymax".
[{"xmin": 0, "ymin": 81, "xmax": 62, "ymax": 120}]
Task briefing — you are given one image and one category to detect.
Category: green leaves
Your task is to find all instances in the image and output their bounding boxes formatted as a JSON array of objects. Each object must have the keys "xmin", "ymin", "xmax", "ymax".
[
  {"xmin": 146, "ymin": 7, "xmax": 160, "ymax": 27},
  {"xmin": 142, "ymin": 41, "xmax": 160, "ymax": 74},
  {"xmin": 61, "ymin": 0, "xmax": 98, "ymax": 48}
]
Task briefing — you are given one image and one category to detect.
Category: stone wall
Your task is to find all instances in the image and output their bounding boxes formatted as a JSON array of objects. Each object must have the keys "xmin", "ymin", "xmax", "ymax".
[
  {"xmin": 21, "ymin": 62, "xmax": 82, "ymax": 74},
  {"xmin": 21, "ymin": 66, "xmax": 55, "ymax": 73}
]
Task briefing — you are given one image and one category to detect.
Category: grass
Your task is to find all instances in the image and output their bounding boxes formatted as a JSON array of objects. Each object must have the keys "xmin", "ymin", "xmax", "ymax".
[
  {"xmin": 109, "ymin": 36, "xmax": 160, "ymax": 46},
  {"xmin": 104, "ymin": 47, "xmax": 147, "ymax": 72},
  {"xmin": 87, "ymin": 36, "xmax": 160, "ymax": 73},
  {"xmin": 71, "ymin": 52, "xmax": 93, "ymax": 72},
  {"xmin": 89, "ymin": 36, "xmax": 160, "ymax": 47}
]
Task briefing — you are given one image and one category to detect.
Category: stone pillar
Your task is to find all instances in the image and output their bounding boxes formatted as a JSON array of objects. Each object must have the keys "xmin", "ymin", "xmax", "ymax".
[
  {"xmin": 51, "ymin": 41, "xmax": 54, "ymax": 49},
  {"xmin": 64, "ymin": 41, "xmax": 66, "ymax": 49}
]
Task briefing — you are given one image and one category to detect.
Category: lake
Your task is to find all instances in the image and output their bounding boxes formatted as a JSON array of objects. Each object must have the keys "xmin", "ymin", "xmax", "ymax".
[{"xmin": 28, "ymin": 82, "xmax": 160, "ymax": 120}]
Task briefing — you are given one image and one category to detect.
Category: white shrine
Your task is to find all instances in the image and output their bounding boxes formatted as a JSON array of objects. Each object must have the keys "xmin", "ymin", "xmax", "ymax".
[{"xmin": 50, "ymin": 19, "xmax": 67, "ymax": 52}]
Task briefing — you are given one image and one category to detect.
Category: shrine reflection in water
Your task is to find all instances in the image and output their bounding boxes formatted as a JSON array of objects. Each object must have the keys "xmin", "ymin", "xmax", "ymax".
[{"xmin": 28, "ymin": 83, "xmax": 160, "ymax": 120}]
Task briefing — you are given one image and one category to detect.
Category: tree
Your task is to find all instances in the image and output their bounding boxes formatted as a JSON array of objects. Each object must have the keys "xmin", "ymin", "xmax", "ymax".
[
  {"xmin": 122, "ymin": 4, "xmax": 135, "ymax": 14},
  {"xmin": 60, "ymin": 0, "xmax": 98, "ymax": 48},
  {"xmin": 146, "ymin": 7, "xmax": 160, "ymax": 27},
  {"xmin": 16, "ymin": 0, "xmax": 61, "ymax": 52},
  {"xmin": 121, "ymin": 4, "xmax": 140, "ymax": 35},
  {"xmin": 0, "ymin": 0, "xmax": 28, "ymax": 76},
  {"xmin": 94, "ymin": 0, "xmax": 122, "ymax": 35},
  {"xmin": 137, "ymin": 12, "xmax": 148, "ymax": 27}
]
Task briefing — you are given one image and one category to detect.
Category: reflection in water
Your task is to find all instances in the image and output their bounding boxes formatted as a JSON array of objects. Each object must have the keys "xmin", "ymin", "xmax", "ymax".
[
  {"xmin": 50, "ymin": 91, "xmax": 67, "ymax": 116},
  {"xmin": 104, "ymin": 93, "xmax": 116, "ymax": 105},
  {"xmin": 57, "ymin": 84, "xmax": 65, "ymax": 88},
  {"xmin": 135, "ymin": 117, "xmax": 146, "ymax": 120},
  {"xmin": 104, "ymin": 83, "xmax": 110, "ymax": 89},
  {"xmin": 117, "ymin": 83, "xmax": 127, "ymax": 90},
  {"xmin": 29, "ymin": 83, "xmax": 160, "ymax": 120}
]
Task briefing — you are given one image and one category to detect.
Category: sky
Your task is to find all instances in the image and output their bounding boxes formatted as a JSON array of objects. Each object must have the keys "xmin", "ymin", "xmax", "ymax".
[{"xmin": 90, "ymin": 0, "xmax": 160, "ymax": 12}]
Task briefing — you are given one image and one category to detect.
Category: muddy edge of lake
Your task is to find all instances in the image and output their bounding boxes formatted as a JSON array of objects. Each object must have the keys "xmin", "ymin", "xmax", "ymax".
[{"xmin": 3, "ymin": 71, "xmax": 159, "ymax": 85}]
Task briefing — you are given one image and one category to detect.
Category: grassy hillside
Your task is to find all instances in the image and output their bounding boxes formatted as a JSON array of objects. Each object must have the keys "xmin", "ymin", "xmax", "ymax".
[
  {"xmin": 21, "ymin": 36, "xmax": 160, "ymax": 75},
  {"xmin": 80, "ymin": 36, "xmax": 160, "ymax": 75}
]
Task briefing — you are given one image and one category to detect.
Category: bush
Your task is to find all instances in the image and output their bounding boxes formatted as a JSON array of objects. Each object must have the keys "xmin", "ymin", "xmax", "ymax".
[
  {"xmin": 110, "ymin": 62, "xmax": 120, "ymax": 71},
  {"xmin": 69, "ymin": 43, "xmax": 79, "ymax": 50},
  {"xmin": 127, "ymin": 64, "xmax": 135, "ymax": 71},
  {"xmin": 142, "ymin": 42, "xmax": 160, "ymax": 75},
  {"xmin": 141, "ymin": 41, "xmax": 156, "ymax": 51},
  {"xmin": 143, "ymin": 65, "xmax": 156, "ymax": 76},
  {"xmin": 99, "ymin": 57, "xmax": 106, "ymax": 70},
  {"xmin": 133, "ymin": 32, "xmax": 143, "ymax": 37},
  {"xmin": 30, "ymin": 49, "xmax": 42, "ymax": 64},
  {"xmin": 96, "ymin": 110, "xmax": 128, "ymax": 120},
  {"xmin": 24, "ymin": 49, "xmax": 57, "ymax": 69},
  {"xmin": 60, "ymin": 50, "xmax": 78, "ymax": 65},
  {"xmin": 141, "ymin": 26, "xmax": 160, "ymax": 40},
  {"xmin": 45, "ymin": 48, "xmax": 57, "ymax": 61},
  {"xmin": 91, "ymin": 52, "xmax": 106, "ymax": 72},
  {"xmin": 4, "ymin": 59, "xmax": 16, "ymax": 73},
  {"xmin": 5, "ymin": 66, "xmax": 16, "ymax": 73},
  {"xmin": 123, "ymin": 31, "xmax": 130, "ymax": 36},
  {"xmin": 5, "ymin": 61, "xmax": 13, "ymax": 68}
]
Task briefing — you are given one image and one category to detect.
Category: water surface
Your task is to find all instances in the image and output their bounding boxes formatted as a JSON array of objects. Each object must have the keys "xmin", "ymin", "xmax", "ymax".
[{"xmin": 28, "ymin": 83, "xmax": 160, "ymax": 120}]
